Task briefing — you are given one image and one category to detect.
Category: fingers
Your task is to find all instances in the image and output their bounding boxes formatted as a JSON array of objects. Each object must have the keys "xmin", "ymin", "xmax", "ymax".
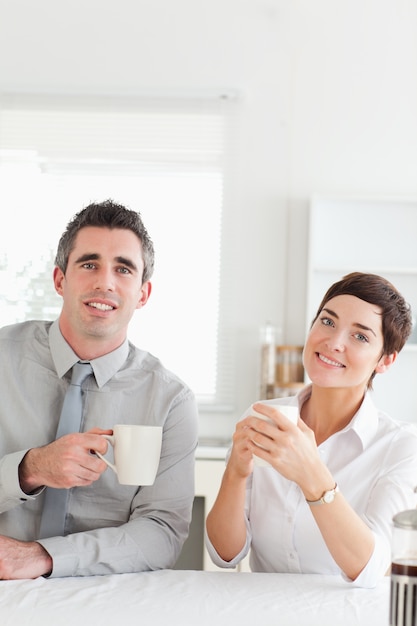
[
  {"xmin": 86, "ymin": 427, "xmax": 113, "ymax": 436},
  {"xmin": 228, "ymin": 428, "xmax": 255, "ymax": 477},
  {"xmin": 82, "ymin": 432, "xmax": 109, "ymax": 456},
  {"xmin": 252, "ymin": 402, "xmax": 298, "ymax": 429},
  {"xmin": 34, "ymin": 433, "xmax": 109, "ymax": 489},
  {"xmin": 236, "ymin": 412, "xmax": 297, "ymax": 471}
]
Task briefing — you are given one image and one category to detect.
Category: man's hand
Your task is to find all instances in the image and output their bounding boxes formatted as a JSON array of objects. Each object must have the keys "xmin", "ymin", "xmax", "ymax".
[
  {"xmin": 18, "ymin": 429, "xmax": 112, "ymax": 494},
  {"xmin": 0, "ymin": 535, "xmax": 53, "ymax": 579}
]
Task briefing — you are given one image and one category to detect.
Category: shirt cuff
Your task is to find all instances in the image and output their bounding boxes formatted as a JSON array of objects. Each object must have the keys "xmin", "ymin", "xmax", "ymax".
[
  {"xmin": 0, "ymin": 449, "xmax": 42, "ymax": 504},
  {"xmin": 37, "ymin": 536, "xmax": 79, "ymax": 578},
  {"xmin": 204, "ymin": 522, "xmax": 251, "ymax": 569},
  {"xmin": 341, "ymin": 531, "xmax": 390, "ymax": 588}
]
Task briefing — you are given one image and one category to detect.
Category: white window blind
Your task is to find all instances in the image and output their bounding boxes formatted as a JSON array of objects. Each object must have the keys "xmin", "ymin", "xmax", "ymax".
[{"xmin": 0, "ymin": 92, "xmax": 236, "ymax": 410}]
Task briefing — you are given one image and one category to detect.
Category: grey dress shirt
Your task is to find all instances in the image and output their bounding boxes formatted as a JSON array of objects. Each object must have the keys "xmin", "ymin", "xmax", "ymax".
[{"xmin": 0, "ymin": 320, "xmax": 198, "ymax": 577}]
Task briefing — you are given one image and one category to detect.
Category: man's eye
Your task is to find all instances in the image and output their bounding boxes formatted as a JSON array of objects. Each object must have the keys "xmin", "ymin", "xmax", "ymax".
[
  {"xmin": 117, "ymin": 267, "xmax": 131, "ymax": 274},
  {"xmin": 82, "ymin": 263, "xmax": 96, "ymax": 269}
]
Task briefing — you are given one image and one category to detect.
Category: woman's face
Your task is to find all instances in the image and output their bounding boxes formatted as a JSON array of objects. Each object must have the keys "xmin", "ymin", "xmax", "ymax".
[{"xmin": 303, "ymin": 294, "xmax": 394, "ymax": 391}]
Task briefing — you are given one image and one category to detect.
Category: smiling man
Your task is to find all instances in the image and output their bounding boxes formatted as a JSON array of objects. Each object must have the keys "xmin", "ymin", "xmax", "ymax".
[
  {"xmin": 55, "ymin": 226, "xmax": 151, "ymax": 358},
  {"xmin": 0, "ymin": 200, "xmax": 198, "ymax": 579}
]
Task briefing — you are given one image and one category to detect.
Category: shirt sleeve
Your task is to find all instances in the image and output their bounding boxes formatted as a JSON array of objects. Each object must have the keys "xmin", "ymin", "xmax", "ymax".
[
  {"xmin": 342, "ymin": 423, "xmax": 417, "ymax": 588},
  {"xmin": 38, "ymin": 391, "xmax": 199, "ymax": 577},
  {"xmin": 0, "ymin": 450, "xmax": 41, "ymax": 512}
]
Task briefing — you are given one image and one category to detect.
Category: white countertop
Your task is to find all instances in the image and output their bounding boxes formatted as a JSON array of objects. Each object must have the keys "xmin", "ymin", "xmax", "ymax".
[
  {"xmin": 196, "ymin": 438, "xmax": 230, "ymax": 459},
  {"xmin": 0, "ymin": 569, "xmax": 391, "ymax": 626}
]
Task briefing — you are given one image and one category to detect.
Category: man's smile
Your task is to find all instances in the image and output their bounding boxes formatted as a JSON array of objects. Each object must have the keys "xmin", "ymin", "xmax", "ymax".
[{"xmin": 87, "ymin": 301, "xmax": 115, "ymax": 312}]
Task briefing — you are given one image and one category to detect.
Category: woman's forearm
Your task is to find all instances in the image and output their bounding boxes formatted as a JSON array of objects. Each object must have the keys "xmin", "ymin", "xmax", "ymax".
[
  {"xmin": 307, "ymin": 491, "xmax": 375, "ymax": 581},
  {"xmin": 206, "ymin": 466, "xmax": 248, "ymax": 562}
]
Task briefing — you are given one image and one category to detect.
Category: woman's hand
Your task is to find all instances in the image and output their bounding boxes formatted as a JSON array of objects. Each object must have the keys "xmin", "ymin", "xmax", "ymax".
[{"xmin": 239, "ymin": 403, "xmax": 332, "ymax": 499}]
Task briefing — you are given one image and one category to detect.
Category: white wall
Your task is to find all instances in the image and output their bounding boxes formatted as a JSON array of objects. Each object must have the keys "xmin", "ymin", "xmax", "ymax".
[{"xmin": 1, "ymin": 0, "xmax": 416, "ymax": 439}]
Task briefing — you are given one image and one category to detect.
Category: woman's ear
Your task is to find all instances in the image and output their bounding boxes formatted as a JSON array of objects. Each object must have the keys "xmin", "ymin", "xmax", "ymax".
[{"xmin": 375, "ymin": 352, "xmax": 397, "ymax": 375}]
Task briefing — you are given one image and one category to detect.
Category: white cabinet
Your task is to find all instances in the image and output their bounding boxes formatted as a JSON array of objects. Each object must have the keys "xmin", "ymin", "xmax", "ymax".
[{"xmin": 307, "ymin": 195, "xmax": 417, "ymax": 424}]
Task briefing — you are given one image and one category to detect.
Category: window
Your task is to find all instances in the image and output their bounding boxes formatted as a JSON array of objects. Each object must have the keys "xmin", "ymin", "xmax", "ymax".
[{"xmin": 0, "ymin": 92, "xmax": 236, "ymax": 409}]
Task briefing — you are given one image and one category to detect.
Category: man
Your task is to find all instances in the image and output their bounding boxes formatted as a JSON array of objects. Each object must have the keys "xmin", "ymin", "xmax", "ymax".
[{"xmin": 0, "ymin": 199, "xmax": 199, "ymax": 579}]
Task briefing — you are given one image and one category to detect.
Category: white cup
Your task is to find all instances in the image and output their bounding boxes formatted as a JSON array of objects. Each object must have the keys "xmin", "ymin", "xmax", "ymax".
[
  {"xmin": 96, "ymin": 424, "xmax": 163, "ymax": 486},
  {"xmin": 246, "ymin": 404, "xmax": 299, "ymax": 467}
]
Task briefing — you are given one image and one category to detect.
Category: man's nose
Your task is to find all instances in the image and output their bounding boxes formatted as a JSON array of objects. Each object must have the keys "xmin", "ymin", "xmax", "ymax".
[{"xmin": 93, "ymin": 267, "xmax": 115, "ymax": 291}]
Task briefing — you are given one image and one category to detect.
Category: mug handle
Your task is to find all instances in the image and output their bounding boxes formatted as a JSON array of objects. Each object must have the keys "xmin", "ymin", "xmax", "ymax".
[{"xmin": 95, "ymin": 434, "xmax": 117, "ymax": 474}]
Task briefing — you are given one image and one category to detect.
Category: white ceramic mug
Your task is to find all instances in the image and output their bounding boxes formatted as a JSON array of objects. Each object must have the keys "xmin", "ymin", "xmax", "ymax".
[
  {"xmin": 246, "ymin": 403, "xmax": 299, "ymax": 467},
  {"xmin": 96, "ymin": 424, "xmax": 163, "ymax": 486}
]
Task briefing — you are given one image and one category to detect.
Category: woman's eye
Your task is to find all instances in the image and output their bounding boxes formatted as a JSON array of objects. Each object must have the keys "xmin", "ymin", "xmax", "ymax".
[
  {"xmin": 320, "ymin": 316, "xmax": 334, "ymax": 327},
  {"xmin": 355, "ymin": 333, "xmax": 369, "ymax": 343}
]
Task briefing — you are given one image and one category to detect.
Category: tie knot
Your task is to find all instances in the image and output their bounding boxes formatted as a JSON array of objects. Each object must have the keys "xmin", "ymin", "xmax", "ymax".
[{"xmin": 70, "ymin": 362, "xmax": 93, "ymax": 386}]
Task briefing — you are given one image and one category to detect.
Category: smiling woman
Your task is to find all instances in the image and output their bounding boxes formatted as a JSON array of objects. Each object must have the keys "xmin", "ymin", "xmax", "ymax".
[
  {"xmin": 304, "ymin": 295, "xmax": 392, "ymax": 394},
  {"xmin": 0, "ymin": 92, "xmax": 236, "ymax": 408},
  {"xmin": 205, "ymin": 272, "xmax": 417, "ymax": 589}
]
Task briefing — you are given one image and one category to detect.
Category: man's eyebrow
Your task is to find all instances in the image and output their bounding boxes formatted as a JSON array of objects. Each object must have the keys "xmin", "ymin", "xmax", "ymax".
[
  {"xmin": 74, "ymin": 253, "xmax": 100, "ymax": 264},
  {"xmin": 74, "ymin": 253, "xmax": 139, "ymax": 272},
  {"xmin": 321, "ymin": 307, "xmax": 376, "ymax": 337},
  {"xmin": 115, "ymin": 256, "xmax": 139, "ymax": 272}
]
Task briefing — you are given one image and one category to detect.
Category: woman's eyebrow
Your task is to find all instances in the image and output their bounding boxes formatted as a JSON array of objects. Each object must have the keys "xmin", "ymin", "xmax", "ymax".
[
  {"xmin": 322, "ymin": 307, "xmax": 376, "ymax": 337},
  {"xmin": 322, "ymin": 307, "xmax": 338, "ymax": 318},
  {"xmin": 354, "ymin": 322, "xmax": 377, "ymax": 337}
]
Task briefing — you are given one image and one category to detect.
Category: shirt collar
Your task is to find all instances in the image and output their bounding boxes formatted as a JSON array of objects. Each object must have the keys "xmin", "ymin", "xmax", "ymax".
[
  {"xmin": 296, "ymin": 383, "xmax": 379, "ymax": 450},
  {"xmin": 49, "ymin": 319, "xmax": 129, "ymax": 388},
  {"xmin": 346, "ymin": 391, "xmax": 379, "ymax": 448}
]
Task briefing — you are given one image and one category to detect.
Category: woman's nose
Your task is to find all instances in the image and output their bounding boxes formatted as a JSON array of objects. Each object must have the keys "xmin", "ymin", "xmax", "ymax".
[{"xmin": 325, "ymin": 332, "xmax": 345, "ymax": 352}]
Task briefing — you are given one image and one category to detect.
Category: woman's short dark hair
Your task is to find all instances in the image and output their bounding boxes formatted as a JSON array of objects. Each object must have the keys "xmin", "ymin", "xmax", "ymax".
[
  {"xmin": 55, "ymin": 199, "xmax": 155, "ymax": 283},
  {"xmin": 311, "ymin": 272, "xmax": 413, "ymax": 357}
]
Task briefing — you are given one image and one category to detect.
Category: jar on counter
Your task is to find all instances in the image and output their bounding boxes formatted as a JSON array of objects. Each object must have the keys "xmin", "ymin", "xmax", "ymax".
[{"xmin": 390, "ymin": 509, "xmax": 417, "ymax": 626}]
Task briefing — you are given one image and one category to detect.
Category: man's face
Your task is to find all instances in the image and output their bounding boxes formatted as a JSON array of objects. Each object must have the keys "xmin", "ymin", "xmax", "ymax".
[{"xmin": 54, "ymin": 226, "xmax": 151, "ymax": 357}]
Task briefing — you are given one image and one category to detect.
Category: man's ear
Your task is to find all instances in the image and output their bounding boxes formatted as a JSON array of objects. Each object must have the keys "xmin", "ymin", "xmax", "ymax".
[
  {"xmin": 375, "ymin": 351, "xmax": 397, "ymax": 375},
  {"xmin": 136, "ymin": 281, "xmax": 152, "ymax": 310},
  {"xmin": 53, "ymin": 266, "xmax": 65, "ymax": 296}
]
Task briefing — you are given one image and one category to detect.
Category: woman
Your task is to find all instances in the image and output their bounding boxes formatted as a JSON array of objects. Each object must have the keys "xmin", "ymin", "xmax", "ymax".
[{"xmin": 206, "ymin": 272, "xmax": 417, "ymax": 588}]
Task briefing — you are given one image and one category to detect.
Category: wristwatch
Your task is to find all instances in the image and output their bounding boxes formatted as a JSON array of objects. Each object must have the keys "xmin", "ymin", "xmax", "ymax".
[{"xmin": 306, "ymin": 483, "xmax": 339, "ymax": 506}]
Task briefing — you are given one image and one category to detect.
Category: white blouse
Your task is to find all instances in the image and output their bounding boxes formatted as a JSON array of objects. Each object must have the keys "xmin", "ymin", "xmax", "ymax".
[{"xmin": 205, "ymin": 386, "xmax": 417, "ymax": 588}]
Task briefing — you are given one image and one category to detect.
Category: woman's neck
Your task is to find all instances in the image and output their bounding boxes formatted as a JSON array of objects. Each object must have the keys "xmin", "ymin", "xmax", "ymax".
[{"xmin": 300, "ymin": 385, "xmax": 365, "ymax": 446}]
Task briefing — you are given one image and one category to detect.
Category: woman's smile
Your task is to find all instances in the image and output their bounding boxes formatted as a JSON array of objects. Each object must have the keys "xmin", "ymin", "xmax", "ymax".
[{"xmin": 317, "ymin": 353, "xmax": 345, "ymax": 368}]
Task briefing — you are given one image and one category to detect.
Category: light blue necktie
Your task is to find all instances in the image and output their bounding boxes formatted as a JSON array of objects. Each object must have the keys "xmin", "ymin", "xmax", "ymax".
[{"xmin": 39, "ymin": 362, "xmax": 93, "ymax": 539}]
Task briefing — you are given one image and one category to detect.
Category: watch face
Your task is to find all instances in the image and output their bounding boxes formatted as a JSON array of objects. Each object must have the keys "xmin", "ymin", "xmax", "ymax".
[{"xmin": 323, "ymin": 491, "xmax": 334, "ymax": 504}]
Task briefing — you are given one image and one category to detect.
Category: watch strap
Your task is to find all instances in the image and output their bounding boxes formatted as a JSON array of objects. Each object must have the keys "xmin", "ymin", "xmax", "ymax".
[{"xmin": 306, "ymin": 483, "xmax": 339, "ymax": 506}]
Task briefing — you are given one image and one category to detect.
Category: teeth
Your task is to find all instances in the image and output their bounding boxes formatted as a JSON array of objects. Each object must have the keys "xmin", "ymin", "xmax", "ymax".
[
  {"xmin": 88, "ymin": 302, "xmax": 113, "ymax": 311},
  {"xmin": 319, "ymin": 353, "xmax": 344, "ymax": 368}
]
